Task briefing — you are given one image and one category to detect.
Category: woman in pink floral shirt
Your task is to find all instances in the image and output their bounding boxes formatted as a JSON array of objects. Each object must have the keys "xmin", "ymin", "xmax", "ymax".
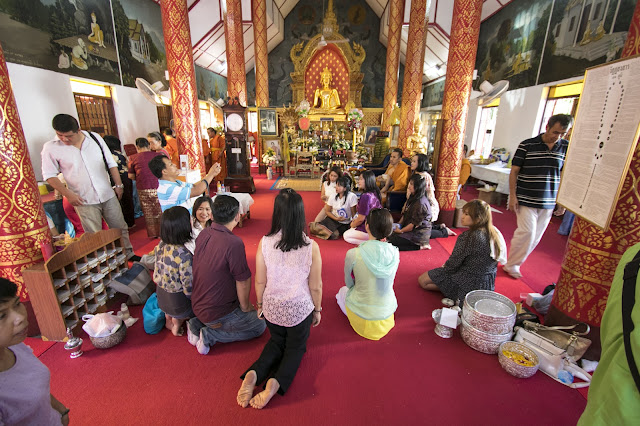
[{"xmin": 236, "ymin": 189, "xmax": 323, "ymax": 410}]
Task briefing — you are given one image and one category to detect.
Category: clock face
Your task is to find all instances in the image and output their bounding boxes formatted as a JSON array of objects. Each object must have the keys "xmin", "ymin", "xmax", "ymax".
[{"xmin": 226, "ymin": 113, "xmax": 244, "ymax": 132}]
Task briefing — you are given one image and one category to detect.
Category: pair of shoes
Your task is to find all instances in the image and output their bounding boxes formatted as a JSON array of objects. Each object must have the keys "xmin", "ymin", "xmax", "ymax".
[
  {"xmin": 187, "ymin": 324, "xmax": 199, "ymax": 347},
  {"xmin": 503, "ymin": 265, "xmax": 522, "ymax": 279},
  {"xmin": 196, "ymin": 329, "xmax": 210, "ymax": 355}
]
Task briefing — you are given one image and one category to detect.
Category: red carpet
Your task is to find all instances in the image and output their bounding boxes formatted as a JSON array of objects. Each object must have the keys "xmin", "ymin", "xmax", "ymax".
[{"xmin": 38, "ymin": 172, "xmax": 586, "ymax": 424}]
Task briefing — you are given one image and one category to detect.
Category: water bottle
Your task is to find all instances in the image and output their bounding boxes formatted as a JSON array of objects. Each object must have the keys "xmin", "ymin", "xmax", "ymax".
[
  {"xmin": 221, "ymin": 184, "xmax": 226, "ymax": 193},
  {"xmin": 216, "ymin": 181, "xmax": 221, "ymax": 193},
  {"xmin": 557, "ymin": 369, "xmax": 574, "ymax": 384}
]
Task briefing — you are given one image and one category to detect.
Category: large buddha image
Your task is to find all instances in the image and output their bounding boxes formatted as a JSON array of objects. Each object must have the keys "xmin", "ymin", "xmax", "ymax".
[{"xmin": 313, "ymin": 67, "xmax": 341, "ymax": 110}]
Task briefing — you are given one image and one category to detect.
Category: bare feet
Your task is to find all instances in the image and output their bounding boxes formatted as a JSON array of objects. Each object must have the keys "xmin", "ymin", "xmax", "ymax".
[
  {"xmin": 249, "ymin": 378, "xmax": 280, "ymax": 409},
  {"xmin": 445, "ymin": 226, "xmax": 457, "ymax": 236},
  {"xmin": 237, "ymin": 370, "xmax": 257, "ymax": 408},
  {"xmin": 165, "ymin": 314, "xmax": 172, "ymax": 331},
  {"xmin": 171, "ymin": 318, "xmax": 185, "ymax": 336},
  {"xmin": 420, "ymin": 244, "xmax": 431, "ymax": 250}
]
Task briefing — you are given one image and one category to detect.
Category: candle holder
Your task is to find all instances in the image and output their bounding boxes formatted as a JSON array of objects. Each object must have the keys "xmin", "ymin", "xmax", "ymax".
[{"xmin": 64, "ymin": 327, "xmax": 83, "ymax": 358}]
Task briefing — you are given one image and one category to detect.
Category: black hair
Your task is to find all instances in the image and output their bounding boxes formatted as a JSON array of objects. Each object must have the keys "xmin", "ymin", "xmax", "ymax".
[
  {"xmin": 192, "ymin": 196, "xmax": 214, "ymax": 228},
  {"xmin": 0, "ymin": 277, "xmax": 18, "ymax": 302},
  {"xmin": 207, "ymin": 127, "xmax": 216, "ymax": 134},
  {"xmin": 162, "ymin": 128, "xmax": 173, "ymax": 137},
  {"xmin": 267, "ymin": 189, "xmax": 310, "ymax": 252},
  {"xmin": 135, "ymin": 137, "xmax": 150, "ymax": 148},
  {"xmin": 360, "ymin": 170, "xmax": 381, "ymax": 202},
  {"xmin": 52, "ymin": 114, "xmax": 79, "ymax": 132},
  {"xmin": 212, "ymin": 195, "xmax": 240, "ymax": 224},
  {"xmin": 391, "ymin": 148, "xmax": 404, "ymax": 157},
  {"xmin": 148, "ymin": 155, "xmax": 170, "ymax": 179},
  {"xmin": 323, "ymin": 166, "xmax": 343, "ymax": 183},
  {"xmin": 547, "ymin": 114, "xmax": 573, "ymax": 129},
  {"xmin": 335, "ymin": 175, "xmax": 352, "ymax": 203},
  {"xmin": 412, "ymin": 153, "xmax": 429, "ymax": 173},
  {"xmin": 160, "ymin": 206, "xmax": 192, "ymax": 245},
  {"xmin": 147, "ymin": 131, "xmax": 167, "ymax": 148},
  {"xmin": 405, "ymin": 173, "xmax": 427, "ymax": 210},
  {"xmin": 366, "ymin": 208, "xmax": 393, "ymax": 240},
  {"xmin": 103, "ymin": 135, "xmax": 122, "ymax": 154},
  {"xmin": 463, "ymin": 144, "xmax": 468, "ymax": 155}
]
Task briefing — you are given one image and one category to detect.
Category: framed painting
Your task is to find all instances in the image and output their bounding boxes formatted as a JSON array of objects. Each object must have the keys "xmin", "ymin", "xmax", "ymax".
[
  {"xmin": 364, "ymin": 126, "xmax": 380, "ymax": 145},
  {"xmin": 258, "ymin": 108, "xmax": 278, "ymax": 136}
]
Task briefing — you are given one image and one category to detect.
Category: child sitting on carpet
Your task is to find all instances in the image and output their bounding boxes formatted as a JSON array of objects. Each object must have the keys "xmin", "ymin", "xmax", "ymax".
[
  {"xmin": 237, "ymin": 189, "xmax": 322, "ymax": 409},
  {"xmin": 337, "ymin": 209, "xmax": 400, "ymax": 340},
  {"xmin": 314, "ymin": 166, "xmax": 342, "ymax": 222},
  {"xmin": 154, "ymin": 206, "xmax": 194, "ymax": 336},
  {"xmin": 309, "ymin": 175, "xmax": 358, "ymax": 240},
  {"xmin": 0, "ymin": 278, "xmax": 70, "ymax": 425},
  {"xmin": 418, "ymin": 199, "xmax": 507, "ymax": 303}
]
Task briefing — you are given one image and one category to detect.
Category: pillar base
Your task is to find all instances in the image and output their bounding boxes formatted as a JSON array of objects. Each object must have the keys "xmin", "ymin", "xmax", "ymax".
[{"xmin": 545, "ymin": 305, "xmax": 601, "ymax": 361}]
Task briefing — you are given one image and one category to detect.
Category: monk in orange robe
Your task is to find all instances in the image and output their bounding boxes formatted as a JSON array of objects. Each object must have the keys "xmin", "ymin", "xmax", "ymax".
[
  {"xmin": 207, "ymin": 127, "xmax": 227, "ymax": 181},
  {"xmin": 162, "ymin": 128, "xmax": 180, "ymax": 167}
]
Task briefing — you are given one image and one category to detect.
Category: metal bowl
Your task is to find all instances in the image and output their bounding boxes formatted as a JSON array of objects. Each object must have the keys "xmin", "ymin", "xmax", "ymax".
[
  {"xmin": 498, "ymin": 341, "xmax": 539, "ymax": 378},
  {"xmin": 460, "ymin": 316, "xmax": 512, "ymax": 354},
  {"xmin": 463, "ymin": 290, "xmax": 516, "ymax": 335},
  {"xmin": 90, "ymin": 323, "xmax": 127, "ymax": 349}
]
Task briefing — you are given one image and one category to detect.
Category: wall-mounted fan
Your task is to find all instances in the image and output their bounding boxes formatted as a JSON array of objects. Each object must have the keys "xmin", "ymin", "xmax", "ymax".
[
  {"xmin": 135, "ymin": 78, "xmax": 171, "ymax": 106},
  {"xmin": 475, "ymin": 80, "xmax": 509, "ymax": 106}
]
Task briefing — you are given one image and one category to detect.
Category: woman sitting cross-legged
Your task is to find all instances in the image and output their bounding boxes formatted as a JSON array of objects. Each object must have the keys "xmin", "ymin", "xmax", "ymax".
[
  {"xmin": 309, "ymin": 175, "xmax": 358, "ymax": 240},
  {"xmin": 387, "ymin": 174, "xmax": 432, "ymax": 251},
  {"xmin": 418, "ymin": 199, "xmax": 507, "ymax": 303},
  {"xmin": 343, "ymin": 170, "xmax": 382, "ymax": 245},
  {"xmin": 237, "ymin": 189, "xmax": 323, "ymax": 410},
  {"xmin": 410, "ymin": 153, "xmax": 456, "ymax": 239},
  {"xmin": 153, "ymin": 206, "xmax": 194, "ymax": 336},
  {"xmin": 337, "ymin": 208, "xmax": 400, "ymax": 340}
]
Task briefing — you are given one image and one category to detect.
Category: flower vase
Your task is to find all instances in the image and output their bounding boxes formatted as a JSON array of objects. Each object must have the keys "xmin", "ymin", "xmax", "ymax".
[{"xmin": 267, "ymin": 166, "xmax": 273, "ymax": 180}]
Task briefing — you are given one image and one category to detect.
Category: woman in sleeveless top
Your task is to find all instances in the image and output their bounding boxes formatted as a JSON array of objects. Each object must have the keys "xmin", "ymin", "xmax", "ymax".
[{"xmin": 237, "ymin": 189, "xmax": 323, "ymax": 410}]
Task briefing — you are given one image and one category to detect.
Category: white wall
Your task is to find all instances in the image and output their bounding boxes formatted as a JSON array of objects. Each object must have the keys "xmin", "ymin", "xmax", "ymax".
[
  {"xmin": 6, "ymin": 63, "xmax": 159, "ymax": 181},
  {"xmin": 111, "ymin": 85, "xmax": 160, "ymax": 147}
]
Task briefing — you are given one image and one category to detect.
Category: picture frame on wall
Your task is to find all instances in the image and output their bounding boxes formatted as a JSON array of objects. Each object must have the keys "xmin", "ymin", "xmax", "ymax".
[
  {"xmin": 263, "ymin": 138, "xmax": 282, "ymax": 161},
  {"xmin": 258, "ymin": 108, "xmax": 278, "ymax": 136},
  {"xmin": 364, "ymin": 126, "xmax": 380, "ymax": 145}
]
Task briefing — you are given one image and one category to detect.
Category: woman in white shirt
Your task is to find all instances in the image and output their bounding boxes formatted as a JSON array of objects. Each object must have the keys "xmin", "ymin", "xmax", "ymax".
[
  {"xmin": 314, "ymin": 166, "xmax": 342, "ymax": 222},
  {"xmin": 310, "ymin": 175, "xmax": 358, "ymax": 240}
]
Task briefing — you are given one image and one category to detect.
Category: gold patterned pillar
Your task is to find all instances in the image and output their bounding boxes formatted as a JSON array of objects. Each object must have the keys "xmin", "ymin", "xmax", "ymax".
[
  {"xmin": 546, "ymin": 1, "xmax": 640, "ymax": 360},
  {"xmin": 398, "ymin": 0, "xmax": 430, "ymax": 151},
  {"xmin": 161, "ymin": 0, "xmax": 205, "ymax": 176},
  {"xmin": 252, "ymin": 0, "xmax": 269, "ymax": 107},
  {"xmin": 225, "ymin": 0, "xmax": 248, "ymax": 106},
  {"xmin": 0, "ymin": 42, "xmax": 51, "ymax": 299},
  {"xmin": 435, "ymin": 0, "xmax": 483, "ymax": 225},
  {"xmin": 382, "ymin": 0, "xmax": 405, "ymax": 132}
]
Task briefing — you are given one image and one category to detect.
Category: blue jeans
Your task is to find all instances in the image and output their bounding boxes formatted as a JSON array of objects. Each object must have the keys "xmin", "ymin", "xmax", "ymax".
[
  {"xmin": 558, "ymin": 211, "xmax": 575, "ymax": 236},
  {"xmin": 189, "ymin": 307, "xmax": 266, "ymax": 348}
]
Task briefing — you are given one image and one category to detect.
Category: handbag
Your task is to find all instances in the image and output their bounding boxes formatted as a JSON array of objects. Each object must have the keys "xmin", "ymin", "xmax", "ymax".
[
  {"xmin": 142, "ymin": 293, "xmax": 164, "ymax": 335},
  {"xmin": 522, "ymin": 320, "xmax": 591, "ymax": 362},
  {"xmin": 514, "ymin": 327, "xmax": 592, "ymax": 388}
]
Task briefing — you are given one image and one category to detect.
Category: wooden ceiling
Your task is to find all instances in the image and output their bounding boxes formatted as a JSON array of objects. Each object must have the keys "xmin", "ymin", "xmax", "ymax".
[{"xmin": 151, "ymin": 0, "xmax": 512, "ymax": 83}]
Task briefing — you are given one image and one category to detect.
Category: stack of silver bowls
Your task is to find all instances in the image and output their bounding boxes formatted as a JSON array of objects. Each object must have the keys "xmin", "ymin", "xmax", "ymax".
[{"xmin": 460, "ymin": 290, "xmax": 516, "ymax": 354}]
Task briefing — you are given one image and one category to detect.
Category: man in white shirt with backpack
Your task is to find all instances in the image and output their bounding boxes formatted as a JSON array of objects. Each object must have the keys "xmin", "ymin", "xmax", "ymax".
[{"xmin": 41, "ymin": 114, "xmax": 137, "ymax": 260}]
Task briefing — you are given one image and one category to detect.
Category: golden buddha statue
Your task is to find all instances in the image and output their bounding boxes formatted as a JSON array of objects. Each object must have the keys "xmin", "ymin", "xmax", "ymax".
[
  {"xmin": 313, "ymin": 67, "xmax": 341, "ymax": 110},
  {"xmin": 407, "ymin": 116, "xmax": 428, "ymax": 154}
]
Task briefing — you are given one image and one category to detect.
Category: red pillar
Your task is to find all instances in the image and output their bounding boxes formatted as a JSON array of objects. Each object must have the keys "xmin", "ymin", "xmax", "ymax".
[
  {"xmin": 252, "ymin": 0, "xmax": 269, "ymax": 108},
  {"xmin": 160, "ymin": 0, "xmax": 205, "ymax": 176},
  {"xmin": 225, "ymin": 0, "xmax": 248, "ymax": 106},
  {"xmin": 435, "ymin": 0, "xmax": 483, "ymax": 225},
  {"xmin": 382, "ymin": 0, "xmax": 405, "ymax": 132},
  {"xmin": 0, "ymin": 42, "xmax": 52, "ymax": 298}
]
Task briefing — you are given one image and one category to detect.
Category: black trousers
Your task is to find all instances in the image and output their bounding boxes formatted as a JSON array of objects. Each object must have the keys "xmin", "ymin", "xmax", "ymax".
[
  {"xmin": 388, "ymin": 234, "xmax": 421, "ymax": 251},
  {"xmin": 431, "ymin": 223, "xmax": 449, "ymax": 239},
  {"xmin": 241, "ymin": 312, "xmax": 313, "ymax": 395}
]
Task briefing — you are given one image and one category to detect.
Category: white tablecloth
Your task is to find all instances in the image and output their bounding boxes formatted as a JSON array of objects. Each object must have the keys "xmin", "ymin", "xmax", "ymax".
[
  {"xmin": 212, "ymin": 192, "xmax": 254, "ymax": 215},
  {"xmin": 470, "ymin": 163, "xmax": 511, "ymax": 194}
]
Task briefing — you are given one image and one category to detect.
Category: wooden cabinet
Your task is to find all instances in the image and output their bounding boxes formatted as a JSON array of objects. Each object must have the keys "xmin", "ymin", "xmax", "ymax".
[{"xmin": 22, "ymin": 229, "xmax": 128, "ymax": 341}]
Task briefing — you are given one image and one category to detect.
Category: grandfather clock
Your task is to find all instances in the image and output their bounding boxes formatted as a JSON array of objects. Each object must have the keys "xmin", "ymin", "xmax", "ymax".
[{"xmin": 222, "ymin": 98, "xmax": 255, "ymax": 193}]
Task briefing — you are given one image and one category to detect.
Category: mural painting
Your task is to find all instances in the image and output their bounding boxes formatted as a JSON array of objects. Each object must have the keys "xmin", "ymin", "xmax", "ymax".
[
  {"xmin": 422, "ymin": 78, "xmax": 445, "ymax": 108},
  {"xmin": 474, "ymin": 0, "xmax": 551, "ymax": 90},
  {"xmin": 116, "ymin": 0, "xmax": 167, "ymax": 88},
  {"xmin": 538, "ymin": 0, "xmax": 635, "ymax": 84},
  {"xmin": 267, "ymin": 0, "xmax": 396, "ymax": 108},
  {"xmin": 0, "ymin": 0, "xmax": 120, "ymax": 83},
  {"xmin": 195, "ymin": 65, "xmax": 227, "ymax": 102}
]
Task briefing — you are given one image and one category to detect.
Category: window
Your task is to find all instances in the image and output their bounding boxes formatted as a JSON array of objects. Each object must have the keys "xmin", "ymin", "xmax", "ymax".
[
  {"xmin": 157, "ymin": 106, "xmax": 172, "ymax": 131},
  {"xmin": 569, "ymin": 16, "xmax": 575, "ymax": 32},
  {"xmin": 74, "ymin": 94, "xmax": 118, "ymax": 138},
  {"xmin": 472, "ymin": 106, "xmax": 498, "ymax": 158},
  {"xmin": 539, "ymin": 81, "xmax": 582, "ymax": 133}
]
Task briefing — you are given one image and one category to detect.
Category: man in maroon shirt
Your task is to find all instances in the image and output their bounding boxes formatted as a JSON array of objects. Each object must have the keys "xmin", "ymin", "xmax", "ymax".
[{"xmin": 187, "ymin": 196, "xmax": 265, "ymax": 355}]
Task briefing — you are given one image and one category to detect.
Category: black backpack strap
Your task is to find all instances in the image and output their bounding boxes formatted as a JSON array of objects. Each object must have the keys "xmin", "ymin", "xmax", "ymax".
[
  {"xmin": 86, "ymin": 131, "xmax": 111, "ymax": 174},
  {"xmin": 622, "ymin": 248, "xmax": 640, "ymax": 394}
]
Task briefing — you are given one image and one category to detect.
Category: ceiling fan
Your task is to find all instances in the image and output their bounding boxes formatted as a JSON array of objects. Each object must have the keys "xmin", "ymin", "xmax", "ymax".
[{"xmin": 470, "ymin": 80, "xmax": 510, "ymax": 106}]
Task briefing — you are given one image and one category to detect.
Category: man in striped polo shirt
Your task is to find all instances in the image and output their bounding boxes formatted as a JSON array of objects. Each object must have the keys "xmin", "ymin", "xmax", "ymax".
[{"xmin": 503, "ymin": 114, "xmax": 573, "ymax": 279}]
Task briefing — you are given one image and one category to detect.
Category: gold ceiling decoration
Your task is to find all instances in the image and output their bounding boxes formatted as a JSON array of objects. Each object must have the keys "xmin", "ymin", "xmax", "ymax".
[{"xmin": 290, "ymin": 0, "xmax": 365, "ymax": 108}]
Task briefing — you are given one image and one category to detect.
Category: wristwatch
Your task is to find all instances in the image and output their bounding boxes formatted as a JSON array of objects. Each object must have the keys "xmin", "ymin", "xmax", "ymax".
[
  {"xmin": 314, "ymin": 307, "xmax": 322, "ymax": 313},
  {"xmin": 113, "ymin": 184, "xmax": 124, "ymax": 189}
]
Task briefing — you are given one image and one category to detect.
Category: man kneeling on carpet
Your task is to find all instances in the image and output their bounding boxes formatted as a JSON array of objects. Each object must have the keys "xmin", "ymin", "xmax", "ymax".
[
  {"xmin": 337, "ymin": 209, "xmax": 399, "ymax": 340},
  {"xmin": 417, "ymin": 199, "xmax": 507, "ymax": 304},
  {"xmin": 237, "ymin": 189, "xmax": 322, "ymax": 409},
  {"xmin": 187, "ymin": 196, "xmax": 266, "ymax": 355}
]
